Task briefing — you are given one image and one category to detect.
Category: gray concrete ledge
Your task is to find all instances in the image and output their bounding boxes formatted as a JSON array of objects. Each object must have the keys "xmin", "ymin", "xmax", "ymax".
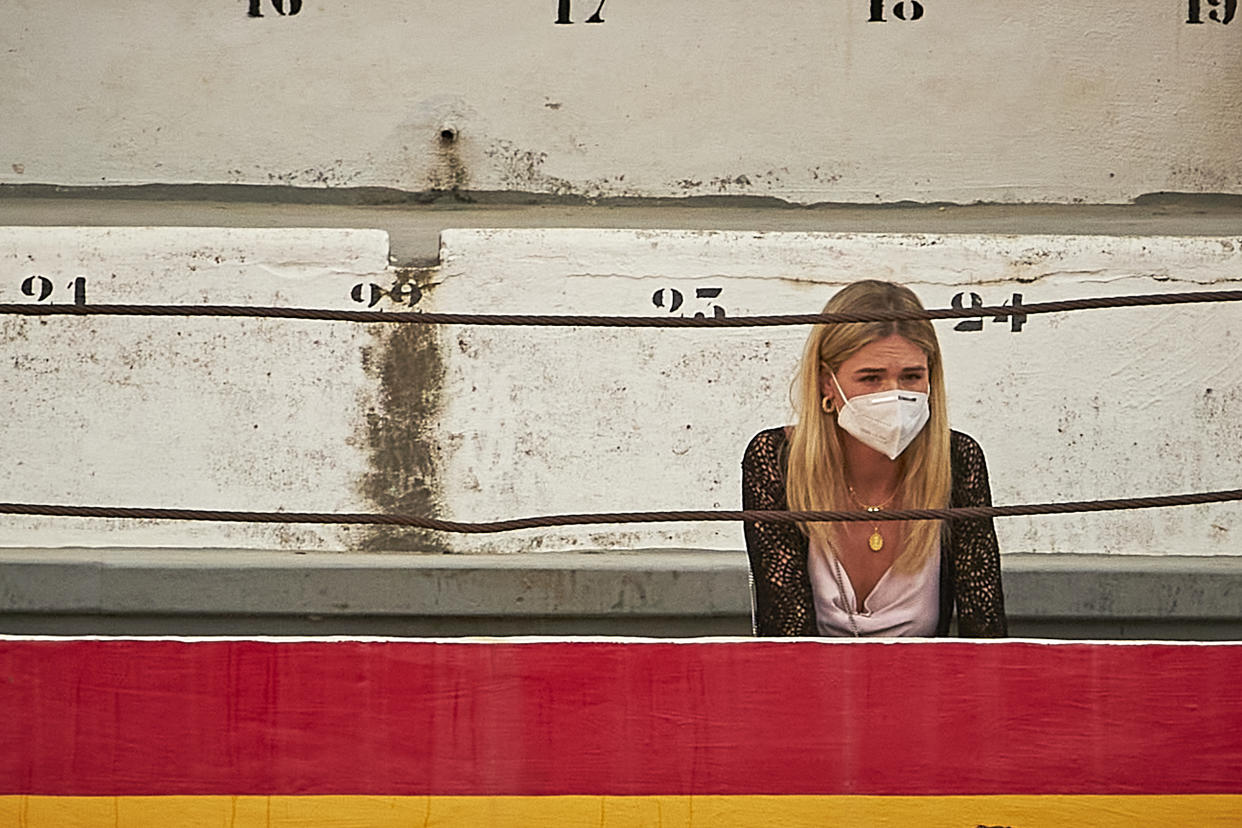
[
  {"xmin": 3, "ymin": 196, "xmax": 1241, "ymax": 267},
  {"xmin": 1, "ymin": 549, "xmax": 1239, "ymax": 639},
  {"xmin": 0, "ymin": 549, "xmax": 744, "ymax": 618}
]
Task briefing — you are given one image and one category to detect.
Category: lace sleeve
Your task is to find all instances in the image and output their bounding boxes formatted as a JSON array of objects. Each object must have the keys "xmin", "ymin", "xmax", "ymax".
[
  {"xmin": 948, "ymin": 431, "xmax": 1008, "ymax": 637},
  {"xmin": 742, "ymin": 428, "xmax": 816, "ymax": 636}
]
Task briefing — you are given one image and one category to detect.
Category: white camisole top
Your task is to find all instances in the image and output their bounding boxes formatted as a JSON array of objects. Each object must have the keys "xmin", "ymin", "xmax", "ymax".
[{"xmin": 807, "ymin": 538, "xmax": 940, "ymax": 637}]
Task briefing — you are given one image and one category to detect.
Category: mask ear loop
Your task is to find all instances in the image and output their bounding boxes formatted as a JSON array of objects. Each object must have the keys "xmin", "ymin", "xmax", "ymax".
[
  {"xmin": 820, "ymin": 362, "xmax": 834, "ymax": 415},
  {"xmin": 823, "ymin": 371, "xmax": 849, "ymax": 416}
]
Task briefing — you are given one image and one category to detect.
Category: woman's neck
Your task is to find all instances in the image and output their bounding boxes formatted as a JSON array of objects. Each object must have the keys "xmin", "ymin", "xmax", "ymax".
[{"xmin": 840, "ymin": 433, "xmax": 900, "ymax": 502}]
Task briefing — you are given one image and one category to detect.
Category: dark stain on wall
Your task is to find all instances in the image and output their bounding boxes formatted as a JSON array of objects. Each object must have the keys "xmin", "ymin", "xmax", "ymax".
[
  {"xmin": 356, "ymin": 313, "xmax": 445, "ymax": 552},
  {"xmin": 426, "ymin": 127, "xmax": 470, "ymax": 197}
]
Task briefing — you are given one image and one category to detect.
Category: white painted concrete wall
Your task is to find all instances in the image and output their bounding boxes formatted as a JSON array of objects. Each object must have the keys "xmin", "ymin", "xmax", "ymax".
[
  {"xmin": 431, "ymin": 229, "xmax": 1242, "ymax": 557},
  {"xmin": 2, "ymin": 1, "xmax": 1239, "ymax": 202},
  {"xmin": 0, "ymin": 227, "xmax": 388, "ymax": 550},
  {"xmin": 1, "ymin": 227, "xmax": 1238, "ymax": 556}
]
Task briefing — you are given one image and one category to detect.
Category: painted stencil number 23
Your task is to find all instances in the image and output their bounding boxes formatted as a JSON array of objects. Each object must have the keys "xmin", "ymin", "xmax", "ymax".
[{"xmin": 652, "ymin": 287, "xmax": 727, "ymax": 319}]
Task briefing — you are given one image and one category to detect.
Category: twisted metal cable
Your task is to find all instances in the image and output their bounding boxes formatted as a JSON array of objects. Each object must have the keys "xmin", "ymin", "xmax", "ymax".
[
  {"xmin": 0, "ymin": 289, "xmax": 1239, "ymax": 326},
  {"xmin": 2, "ymin": 289, "xmax": 1238, "ymax": 533},
  {"xmin": 1, "ymin": 488, "xmax": 1238, "ymax": 533}
]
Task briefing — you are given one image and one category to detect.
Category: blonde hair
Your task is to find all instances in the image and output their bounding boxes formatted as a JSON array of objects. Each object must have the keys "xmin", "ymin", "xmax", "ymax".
[{"xmin": 786, "ymin": 280, "xmax": 951, "ymax": 573}]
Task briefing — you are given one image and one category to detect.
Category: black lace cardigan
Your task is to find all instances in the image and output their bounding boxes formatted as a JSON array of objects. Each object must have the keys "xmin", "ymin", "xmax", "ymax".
[{"xmin": 742, "ymin": 427, "xmax": 1007, "ymax": 637}]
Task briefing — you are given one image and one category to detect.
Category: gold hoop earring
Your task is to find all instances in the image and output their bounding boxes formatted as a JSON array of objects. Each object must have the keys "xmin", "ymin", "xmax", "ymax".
[{"xmin": 821, "ymin": 395, "xmax": 833, "ymax": 415}]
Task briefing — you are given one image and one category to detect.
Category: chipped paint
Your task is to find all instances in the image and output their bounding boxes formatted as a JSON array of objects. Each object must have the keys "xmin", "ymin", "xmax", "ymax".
[
  {"xmin": 4, "ymin": 2, "xmax": 1237, "ymax": 202},
  {"xmin": 0, "ymin": 227, "xmax": 392, "ymax": 551},
  {"xmin": 430, "ymin": 229, "xmax": 1242, "ymax": 556},
  {"xmin": 485, "ymin": 140, "xmax": 637, "ymax": 200},
  {"xmin": 1, "ymin": 227, "xmax": 1239, "ymax": 559}
]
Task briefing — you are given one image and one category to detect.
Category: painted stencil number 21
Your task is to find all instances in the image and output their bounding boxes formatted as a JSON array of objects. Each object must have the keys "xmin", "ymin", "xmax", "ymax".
[{"xmin": 20, "ymin": 275, "xmax": 87, "ymax": 305}]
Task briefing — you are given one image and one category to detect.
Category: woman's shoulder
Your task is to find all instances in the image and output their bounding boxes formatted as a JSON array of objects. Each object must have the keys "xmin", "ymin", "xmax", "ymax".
[
  {"xmin": 745, "ymin": 426, "xmax": 791, "ymax": 454},
  {"xmin": 949, "ymin": 429, "xmax": 985, "ymax": 458},
  {"xmin": 743, "ymin": 426, "xmax": 792, "ymax": 469},
  {"xmin": 949, "ymin": 430, "xmax": 991, "ymax": 499}
]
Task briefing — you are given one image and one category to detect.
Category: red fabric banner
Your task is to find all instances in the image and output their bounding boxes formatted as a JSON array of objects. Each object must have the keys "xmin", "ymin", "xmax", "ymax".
[{"xmin": 1, "ymin": 639, "xmax": 1239, "ymax": 797}]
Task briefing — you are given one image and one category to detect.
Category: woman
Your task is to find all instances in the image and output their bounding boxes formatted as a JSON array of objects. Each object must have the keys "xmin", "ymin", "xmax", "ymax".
[{"xmin": 742, "ymin": 280, "xmax": 1006, "ymax": 637}]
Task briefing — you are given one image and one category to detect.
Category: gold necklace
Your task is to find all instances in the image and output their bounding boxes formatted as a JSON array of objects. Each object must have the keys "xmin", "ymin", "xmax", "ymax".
[{"xmin": 845, "ymin": 483, "xmax": 897, "ymax": 552}]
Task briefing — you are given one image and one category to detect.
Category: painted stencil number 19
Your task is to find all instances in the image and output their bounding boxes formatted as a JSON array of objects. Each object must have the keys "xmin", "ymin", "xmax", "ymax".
[{"xmin": 1187, "ymin": 0, "xmax": 1235, "ymax": 23}]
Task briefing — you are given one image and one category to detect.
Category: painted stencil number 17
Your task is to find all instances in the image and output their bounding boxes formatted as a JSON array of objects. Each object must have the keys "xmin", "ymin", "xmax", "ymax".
[{"xmin": 557, "ymin": 1, "xmax": 606, "ymax": 23}]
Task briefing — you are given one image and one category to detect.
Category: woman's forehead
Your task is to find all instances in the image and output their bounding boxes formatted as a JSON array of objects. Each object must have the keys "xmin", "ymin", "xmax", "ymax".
[{"xmin": 839, "ymin": 334, "xmax": 928, "ymax": 368}]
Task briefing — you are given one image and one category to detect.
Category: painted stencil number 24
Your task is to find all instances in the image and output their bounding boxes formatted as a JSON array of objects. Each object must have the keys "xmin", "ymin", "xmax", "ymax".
[{"xmin": 951, "ymin": 292, "xmax": 1027, "ymax": 333}]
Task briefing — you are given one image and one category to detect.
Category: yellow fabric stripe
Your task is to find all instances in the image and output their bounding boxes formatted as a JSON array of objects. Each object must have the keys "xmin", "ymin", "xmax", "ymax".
[{"xmin": 3, "ymin": 795, "xmax": 1239, "ymax": 827}]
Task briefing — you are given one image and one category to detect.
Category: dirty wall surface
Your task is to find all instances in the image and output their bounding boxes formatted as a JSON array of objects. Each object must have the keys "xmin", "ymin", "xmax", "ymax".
[
  {"xmin": 431, "ymin": 229, "xmax": 1242, "ymax": 557},
  {"xmin": 1, "ymin": 226, "xmax": 1238, "ymax": 556},
  {"xmin": 0, "ymin": 227, "xmax": 400, "ymax": 550},
  {"xmin": 2, "ymin": 1, "xmax": 1240, "ymax": 202}
]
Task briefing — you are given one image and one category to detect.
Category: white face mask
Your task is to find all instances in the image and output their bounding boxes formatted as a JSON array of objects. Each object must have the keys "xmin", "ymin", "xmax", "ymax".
[{"xmin": 831, "ymin": 373, "xmax": 930, "ymax": 460}]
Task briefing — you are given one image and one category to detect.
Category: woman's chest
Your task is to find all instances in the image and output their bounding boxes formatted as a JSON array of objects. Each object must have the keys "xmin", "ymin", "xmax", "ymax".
[{"xmin": 835, "ymin": 526, "xmax": 903, "ymax": 606}]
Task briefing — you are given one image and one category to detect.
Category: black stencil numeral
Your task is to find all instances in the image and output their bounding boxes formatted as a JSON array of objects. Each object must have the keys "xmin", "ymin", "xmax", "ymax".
[
  {"xmin": 351, "ymin": 279, "xmax": 423, "ymax": 309},
  {"xmin": 951, "ymin": 291, "xmax": 984, "ymax": 332},
  {"xmin": 1187, "ymin": 0, "xmax": 1235, "ymax": 23},
  {"xmin": 951, "ymin": 292, "xmax": 1026, "ymax": 334},
  {"xmin": 869, "ymin": 0, "xmax": 924, "ymax": 21},
  {"xmin": 249, "ymin": 0, "xmax": 303, "ymax": 18},
  {"xmin": 20, "ymin": 275, "xmax": 53, "ymax": 302},
  {"xmin": 20, "ymin": 275, "xmax": 86, "ymax": 304},
  {"xmin": 557, "ymin": 0, "xmax": 607, "ymax": 24},
  {"xmin": 652, "ymin": 286, "xmax": 727, "ymax": 319},
  {"xmin": 992, "ymin": 293, "xmax": 1027, "ymax": 333}
]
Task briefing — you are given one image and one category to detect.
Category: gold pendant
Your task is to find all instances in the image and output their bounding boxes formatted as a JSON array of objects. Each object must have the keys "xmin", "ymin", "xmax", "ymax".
[{"xmin": 868, "ymin": 528, "xmax": 884, "ymax": 552}]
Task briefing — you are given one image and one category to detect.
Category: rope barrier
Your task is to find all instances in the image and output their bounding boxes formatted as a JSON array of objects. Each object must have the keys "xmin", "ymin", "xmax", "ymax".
[
  {"xmin": 1, "ymin": 289, "xmax": 1240, "ymax": 326},
  {"xmin": 2, "ymin": 489, "xmax": 1238, "ymax": 532}
]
